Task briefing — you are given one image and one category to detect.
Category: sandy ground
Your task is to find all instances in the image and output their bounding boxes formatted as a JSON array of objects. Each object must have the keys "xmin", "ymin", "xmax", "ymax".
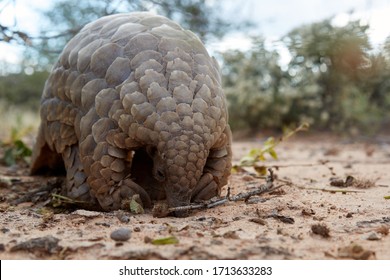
[{"xmin": 0, "ymin": 135, "xmax": 389, "ymax": 260}]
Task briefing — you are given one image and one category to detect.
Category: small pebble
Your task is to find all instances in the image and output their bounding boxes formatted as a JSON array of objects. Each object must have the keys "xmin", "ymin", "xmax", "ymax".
[
  {"xmin": 110, "ymin": 228, "xmax": 131, "ymax": 241},
  {"xmin": 249, "ymin": 217, "xmax": 267, "ymax": 225},
  {"xmin": 144, "ymin": 236, "xmax": 152, "ymax": 243},
  {"xmin": 72, "ymin": 209, "xmax": 101, "ymax": 218},
  {"xmin": 133, "ymin": 227, "xmax": 141, "ymax": 232},
  {"xmin": 210, "ymin": 239, "xmax": 223, "ymax": 245},
  {"xmin": 311, "ymin": 223, "xmax": 330, "ymax": 238},
  {"xmin": 117, "ymin": 212, "xmax": 131, "ymax": 223},
  {"xmin": 95, "ymin": 222, "xmax": 110, "ymax": 227},
  {"xmin": 366, "ymin": 232, "xmax": 381, "ymax": 241}
]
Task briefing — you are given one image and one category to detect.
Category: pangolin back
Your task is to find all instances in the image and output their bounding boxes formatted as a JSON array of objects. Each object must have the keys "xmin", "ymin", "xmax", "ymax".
[{"xmin": 31, "ymin": 12, "xmax": 232, "ymax": 214}]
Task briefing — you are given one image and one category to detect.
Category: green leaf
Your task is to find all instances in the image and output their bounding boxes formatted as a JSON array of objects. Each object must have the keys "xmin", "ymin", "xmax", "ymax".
[
  {"xmin": 1, "ymin": 138, "xmax": 32, "ymax": 166},
  {"xmin": 3, "ymin": 148, "xmax": 16, "ymax": 166},
  {"xmin": 254, "ymin": 165, "xmax": 267, "ymax": 176},
  {"xmin": 151, "ymin": 236, "xmax": 179, "ymax": 245},
  {"xmin": 268, "ymin": 148, "xmax": 278, "ymax": 160},
  {"xmin": 263, "ymin": 137, "xmax": 276, "ymax": 147},
  {"xmin": 130, "ymin": 194, "xmax": 144, "ymax": 214},
  {"xmin": 14, "ymin": 139, "xmax": 32, "ymax": 157},
  {"xmin": 248, "ymin": 148, "xmax": 260, "ymax": 157},
  {"xmin": 384, "ymin": 196, "xmax": 390, "ymax": 200},
  {"xmin": 239, "ymin": 156, "xmax": 256, "ymax": 166},
  {"xmin": 237, "ymin": 123, "xmax": 309, "ymax": 168},
  {"xmin": 257, "ymin": 154, "xmax": 266, "ymax": 161},
  {"xmin": 231, "ymin": 165, "xmax": 245, "ymax": 173}
]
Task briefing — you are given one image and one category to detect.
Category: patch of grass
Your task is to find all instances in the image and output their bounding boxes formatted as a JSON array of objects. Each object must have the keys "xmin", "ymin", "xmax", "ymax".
[
  {"xmin": 0, "ymin": 103, "xmax": 39, "ymax": 166},
  {"xmin": 0, "ymin": 103, "xmax": 39, "ymax": 139},
  {"xmin": 1, "ymin": 138, "xmax": 32, "ymax": 166}
]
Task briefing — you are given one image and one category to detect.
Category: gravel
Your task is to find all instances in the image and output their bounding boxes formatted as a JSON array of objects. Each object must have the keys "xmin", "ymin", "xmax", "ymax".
[{"xmin": 110, "ymin": 228, "xmax": 132, "ymax": 241}]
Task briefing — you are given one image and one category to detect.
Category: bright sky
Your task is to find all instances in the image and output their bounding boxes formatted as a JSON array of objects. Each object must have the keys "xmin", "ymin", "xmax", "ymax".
[
  {"xmin": 210, "ymin": 0, "xmax": 390, "ymax": 53},
  {"xmin": 1, "ymin": 0, "xmax": 390, "ymax": 72}
]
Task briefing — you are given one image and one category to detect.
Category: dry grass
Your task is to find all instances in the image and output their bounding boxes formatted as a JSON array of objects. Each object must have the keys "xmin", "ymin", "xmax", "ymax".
[{"xmin": 0, "ymin": 102, "xmax": 39, "ymax": 142}]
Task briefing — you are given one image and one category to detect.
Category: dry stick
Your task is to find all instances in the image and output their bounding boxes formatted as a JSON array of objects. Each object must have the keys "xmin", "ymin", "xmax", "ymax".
[
  {"xmin": 296, "ymin": 187, "xmax": 365, "ymax": 193},
  {"xmin": 244, "ymin": 159, "xmax": 390, "ymax": 170},
  {"xmin": 11, "ymin": 179, "xmax": 63, "ymax": 205},
  {"xmin": 168, "ymin": 168, "xmax": 281, "ymax": 213},
  {"xmin": 275, "ymin": 178, "xmax": 365, "ymax": 193},
  {"xmin": 51, "ymin": 193, "xmax": 88, "ymax": 204}
]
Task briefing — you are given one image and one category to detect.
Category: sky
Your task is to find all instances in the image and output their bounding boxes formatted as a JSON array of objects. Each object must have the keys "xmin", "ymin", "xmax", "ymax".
[
  {"xmin": 210, "ymin": 0, "xmax": 390, "ymax": 52},
  {"xmin": 1, "ymin": 0, "xmax": 390, "ymax": 72}
]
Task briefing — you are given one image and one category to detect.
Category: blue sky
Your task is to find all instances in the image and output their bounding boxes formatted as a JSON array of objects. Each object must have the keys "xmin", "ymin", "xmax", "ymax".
[{"xmin": 1, "ymin": 0, "xmax": 390, "ymax": 72}]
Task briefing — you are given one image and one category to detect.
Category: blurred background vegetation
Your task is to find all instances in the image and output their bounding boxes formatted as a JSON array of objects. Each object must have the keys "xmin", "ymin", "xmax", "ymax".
[{"xmin": 1, "ymin": 0, "xmax": 390, "ymax": 138}]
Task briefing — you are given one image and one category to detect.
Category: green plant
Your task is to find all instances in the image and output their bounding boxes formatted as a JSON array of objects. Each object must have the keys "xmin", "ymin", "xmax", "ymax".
[
  {"xmin": 0, "ymin": 116, "xmax": 33, "ymax": 166},
  {"xmin": 233, "ymin": 122, "xmax": 309, "ymax": 175}
]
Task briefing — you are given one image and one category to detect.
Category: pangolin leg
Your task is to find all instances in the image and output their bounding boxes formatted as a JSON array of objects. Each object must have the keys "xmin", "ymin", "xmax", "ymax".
[
  {"xmin": 84, "ymin": 142, "xmax": 152, "ymax": 211},
  {"xmin": 62, "ymin": 145, "xmax": 95, "ymax": 203},
  {"xmin": 191, "ymin": 173, "xmax": 218, "ymax": 201},
  {"xmin": 192, "ymin": 126, "xmax": 232, "ymax": 201}
]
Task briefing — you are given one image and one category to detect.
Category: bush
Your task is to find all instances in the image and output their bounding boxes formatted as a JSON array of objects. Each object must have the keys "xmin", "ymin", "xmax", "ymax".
[
  {"xmin": 0, "ymin": 71, "xmax": 48, "ymax": 110},
  {"xmin": 221, "ymin": 19, "xmax": 390, "ymax": 135}
]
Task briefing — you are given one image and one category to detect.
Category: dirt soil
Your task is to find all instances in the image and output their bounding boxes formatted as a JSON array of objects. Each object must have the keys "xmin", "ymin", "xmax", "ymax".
[{"xmin": 0, "ymin": 135, "xmax": 389, "ymax": 260}]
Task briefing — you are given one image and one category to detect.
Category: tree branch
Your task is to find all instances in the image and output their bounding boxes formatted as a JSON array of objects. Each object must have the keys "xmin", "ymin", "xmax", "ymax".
[{"xmin": 0, "ymin": 24, "xmax": 30, "ymax": 44}]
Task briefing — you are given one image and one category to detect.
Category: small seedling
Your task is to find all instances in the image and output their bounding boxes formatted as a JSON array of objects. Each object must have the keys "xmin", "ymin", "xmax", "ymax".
[
  {"xmin": 1, "ymin": 139, "xmax": 32, "ymax": 166},
  {"xmin": 1, "ymin": 117, "xmax": 33, "ymax": 166},
  {"xmin": 233, "ymin": 122, "xmax": 309, "ymax": 175}
]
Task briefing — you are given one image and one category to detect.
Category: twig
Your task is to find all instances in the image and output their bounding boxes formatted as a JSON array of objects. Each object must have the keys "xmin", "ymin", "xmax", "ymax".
[
  {"xmin": 295, "ymin": 186, "xmax": 365, "ymax": 193},
  {"xmin": 230, "ymin": 170, "xmax": 276, "ymax": 202},
  {"xmin": 166, "ymin": 203, "xmax": 207, "ymax": 212},
  {"xmin": 51, "ymin": 193, "xmax": 87, "ymax": 204},
  {"xmin": 315, "ymin": 188, "xmax": 365, "ymax": 193},
  {"xmin": 273, "ymin": 176, "xmax": 365, "ymax": 193},
  {"xmin": 168, "ymin": 168, "xmax": 280, "ymax": 213},
  {"xmin": 11, "ymin": 179, "xmax": 62, "ymax": 205},
  {"xmin": 30, "ymin": 28, "xmax": 82, "ymax": 41}
]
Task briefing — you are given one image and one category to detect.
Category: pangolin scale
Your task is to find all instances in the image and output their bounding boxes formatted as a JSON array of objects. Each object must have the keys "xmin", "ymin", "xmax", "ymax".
[{"xmin": 30, "ymin": 12, "xmax": 232, "ymax": 216}]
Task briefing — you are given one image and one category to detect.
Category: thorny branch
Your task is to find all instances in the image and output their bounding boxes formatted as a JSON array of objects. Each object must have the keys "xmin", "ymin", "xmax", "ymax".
[{"xmin": 167, "ymin": 168, "xmax": 283, "ymax": 213}]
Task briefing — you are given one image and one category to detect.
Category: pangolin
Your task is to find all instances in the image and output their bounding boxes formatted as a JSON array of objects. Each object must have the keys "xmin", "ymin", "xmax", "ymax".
[{"xmin": 30, "ymin": 12, "xmax": 232, "ymax": 216}]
